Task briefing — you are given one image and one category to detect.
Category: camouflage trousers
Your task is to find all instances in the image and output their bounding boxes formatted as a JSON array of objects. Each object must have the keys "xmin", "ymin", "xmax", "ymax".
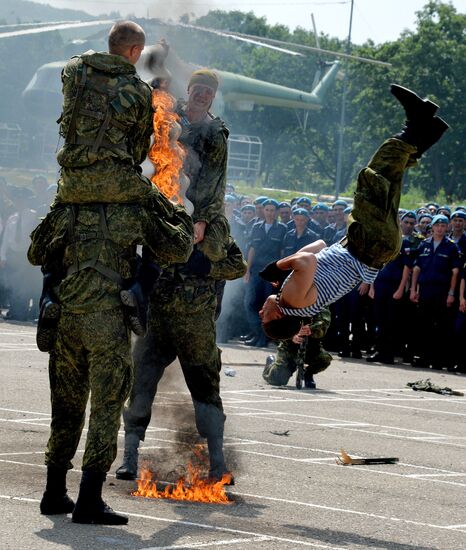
[
  {"xmin": 344, "ymin": 138, "xmax": 417, "ymax": 269},
  {"xmin": 123, "ymin": 283, "xmax": 223, "ymax": 441},
  {"xmin": 262, "ymin": 338, "xmax": 332, "ymax": 387},
  {"xmin": 45, "ymin": 307, "xmax": 132, "ymax": 472}
]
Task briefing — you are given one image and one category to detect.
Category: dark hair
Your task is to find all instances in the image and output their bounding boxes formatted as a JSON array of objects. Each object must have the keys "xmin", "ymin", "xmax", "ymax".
[
  {"xmin": 108, "ymin": 21, "xmax": 145, "ymax": 55},
  {"xmin": 263, "ymin": 316, "xmax": 302, "ymax": 341}
]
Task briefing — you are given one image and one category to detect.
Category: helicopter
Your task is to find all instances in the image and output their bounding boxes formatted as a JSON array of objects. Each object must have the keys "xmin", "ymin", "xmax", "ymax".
[{"xmin": 2, "ymin": 16, "xmax": 391, "ymax": 124}]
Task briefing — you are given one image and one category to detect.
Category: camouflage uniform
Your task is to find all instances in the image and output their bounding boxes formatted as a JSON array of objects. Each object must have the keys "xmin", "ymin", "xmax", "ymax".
[
  {"xmin": 262, "ymin": 309, "xmax": 332, "ymax": 386},
  {"xmin": 342, "ymin": 138, "xmax": 417, "ymax": 269},
  {"xmin": 177, "ymin": 101, "xmax": 230, "ymax": 262},
  {"xmin": 55, "ymin": 50, "xmax": 156, "ymax": 204},
  {"xmin": 123, "ymin": 240, "xmax": 246, "ymax": 443},
  {"xmin": 28, "ymin": 197, "xmax": 193, "ymax": 472}
]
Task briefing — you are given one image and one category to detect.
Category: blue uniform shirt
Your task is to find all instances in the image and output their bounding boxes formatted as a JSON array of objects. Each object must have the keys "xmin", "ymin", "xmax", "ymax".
[
  {"xmin": 415, "ymin": 236, "xmax": 461, "ymax": 295},
  {"xmin": 282, "ymin": 227, "xmax": 319, "ymax": 257},
  {"xmin": 248, "ymin": 220, "xmax": 287, "ymax": 273}
]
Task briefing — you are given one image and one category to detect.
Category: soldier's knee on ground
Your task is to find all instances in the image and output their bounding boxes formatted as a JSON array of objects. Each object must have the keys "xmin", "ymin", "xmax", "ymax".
[{"xmin": 262, "ymin": 363, "xmax": 293, "ymax": 386}]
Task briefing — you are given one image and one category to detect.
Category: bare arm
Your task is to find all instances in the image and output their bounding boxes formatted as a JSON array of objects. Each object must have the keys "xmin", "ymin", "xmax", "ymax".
[
  {"xmin": 393, "ymin": 265, "xmax": 411, "ymax": 300},
  {"xmin": 297, "ymin": 239, "xmax": 327, "ymax": 255},
  {"xmin": 410, "ymin": 265, "xmax": 420, "ymax": 302},
  {"xmin": 447, "ymin": 268, "xmax": 459, "ymax": 307}
]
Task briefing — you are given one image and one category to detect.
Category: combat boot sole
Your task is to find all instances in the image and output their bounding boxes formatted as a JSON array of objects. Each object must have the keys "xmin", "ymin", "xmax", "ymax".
[
  {"xmin": 72, "ymin": 502, "xmax": 128, "ymax": 525},
  {"xmin": 390, "ymin": 84, "xmax": 439, "ymax": 120},
  {"xmin": 40, "ymin": 492, "xmax": 74, "ymax": 515}
]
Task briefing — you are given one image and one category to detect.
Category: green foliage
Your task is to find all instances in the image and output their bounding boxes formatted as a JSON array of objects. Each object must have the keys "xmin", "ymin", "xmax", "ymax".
[{"xmin": 191, "ymin": 3, "xmax": 465, "ymax": 202}]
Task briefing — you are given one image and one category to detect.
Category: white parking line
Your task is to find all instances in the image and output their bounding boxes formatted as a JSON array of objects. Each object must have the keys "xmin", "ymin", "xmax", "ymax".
[
  {"xmin": 0, "ymin": 494, "xmax": 341, "ymax": 549},
  {"xmin": 141, "ymin": 536, "xmax": 271, "ymax": 549}
]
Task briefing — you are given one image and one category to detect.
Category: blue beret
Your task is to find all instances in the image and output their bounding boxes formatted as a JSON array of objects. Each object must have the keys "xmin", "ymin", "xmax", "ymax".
[
  {"xmin": 425, "ymin": 202, "xmax": 439, "ymax": 209},
  {"xmin": 451, "ymin": 211, "xmax": 466, "ymax": 220},
  {"xmin": 344, "ymin": 207, "xmax": 352, "ymax": 214},
  {"xmin": 254, "ymin": 196, "xmax": 269, "ymax": 205},
  {"xmin": 439, "ymin": 205, "xmax": 451, "ymax": 213},
  {"xmin": 401, "ymin": 210, "xmax": 417, "ymax": 220},
  {"xmin": 431, "ymin": 214, "xmax": 449, "ymax": 225},
  {"xmin": 297, "ymin": 196, "xmax": 312, "ymax": 205},
  {"xmin": 224, "ymin": 194, "xmax": 236, "ymax": 203},
  {"xmin": 454, "ymin": 205, "xmax": 466, "ymax": 212},
  {"xmin": 418, "ymin": 213, "xmax": 433, "ymax": 221},
  {"xmin": 278, "ymin": 201, "xmax": 291, "ymax": 208},
  {"xmin": 262, "ymin": 198, "xmax": 279, "ymax": 208},
  {"xmin": 312, "ymin": 202, "xmax": 329, "ymax": 212},
  {"xmin": 293, "ymin": 207, "xmax": 310, "ymax": 218},
  {"xmin": 333, "ymin": 199, "xmax": 348, "ymax": 208},
  {"xmin": 241, "ymin": 204, "xmax": 256, "ymax": 212}
]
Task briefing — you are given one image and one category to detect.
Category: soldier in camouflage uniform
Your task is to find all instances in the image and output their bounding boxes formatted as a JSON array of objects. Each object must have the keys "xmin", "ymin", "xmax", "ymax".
[
  {"xmin": 116, "ymin": 239, "xmax": 246, "ymax": 482},
  {"xmin": 262, "ymin": 309, "xmax": 332, "ymax": 388},
  {"xmin": 29, "ymin": 196, "xmax": 193, "ymax": 525},
  {"xmin": 176, "ymin": 69, "xmax": 230, "ymax": 263},
  {"xmin": 29, "ymin": 21, "xmax": 194, "ymax": 526}
]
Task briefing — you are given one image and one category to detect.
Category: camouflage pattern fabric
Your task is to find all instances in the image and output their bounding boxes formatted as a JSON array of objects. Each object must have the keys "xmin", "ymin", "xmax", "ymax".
[
  {"xmin": 262, "ymin": 309, "xmax": 332, "ymax": 386},
  {"xmin": 45, "ymin": 308, "xmax": 133, "ymax": 471},
  {"xmin": 177, "ymin": 102, "xmax": 230, "ymax": 262},
  {"xmin": 123, "ymin": 282, "xmax": 222, "ymax": 440},
  {"xmin": 197, "ymin": 213, "xmax": 231, "ymax": 262},
  {"xmin": 28, "ymin": 194, "xmax": 194, "ymax": 313},
  {"xmin": 56, "ymin": 51, "xmax": 155, "ymax": 204},
  {"xmin": 345, "ymin": 138, "xmax": 417, "ymax": 269}
]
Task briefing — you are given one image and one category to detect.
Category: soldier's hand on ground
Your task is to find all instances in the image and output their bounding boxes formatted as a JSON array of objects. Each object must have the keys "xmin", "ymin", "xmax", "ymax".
[
  {"xmin": 446, "ymin": 294, "xmax": 455, "ymax": 307},
  {"xmin": 193, "ymin": 221, "xmax": 206, "ymax": 244},
  {"xmin": 368, "ymin": 285, "xmax": 375, "ymax": 299},
  {"xmin": 410, "ymin": 289, "xmax": 419, "ymax": 303}
]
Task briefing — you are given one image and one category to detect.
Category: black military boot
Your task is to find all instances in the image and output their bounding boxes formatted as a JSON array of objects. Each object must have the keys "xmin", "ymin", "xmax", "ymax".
[
  {"xmin": 115, "ymin": 433, "xmax": 140, "ymax": 481},
  {"xmin": 193, "ymin": 401, "xmax": 234, "ymax": 485},
  {"xmin": 120, "ymin": 259, "xmax": 161, "ymax": 337},
  {"xmin": 72, "ymin": 471, "xmax": 128, "ymax": 525},
  {"xmin": 390, "ymin": 84, "xmax": 439, "ymax": 120},
  {"xmin": 207, "ymin": 436, "xmax": 234, "ymax": 486},
  {"xmin": 40, "ymin": 466, "xmax": 74, "ymax": 515},
  {"xmin": 304, "ymin": 372, "xmax": 316, "ymax": 389},
  {"xmin": 390, "ymin": 83, "xmax": 449, "ymax": 158}
]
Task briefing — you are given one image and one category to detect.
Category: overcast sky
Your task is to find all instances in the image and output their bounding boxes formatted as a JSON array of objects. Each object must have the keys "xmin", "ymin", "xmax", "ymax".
[{"xmin": 32, "ymin": 0, "xmax": 465, "ymax": 44}]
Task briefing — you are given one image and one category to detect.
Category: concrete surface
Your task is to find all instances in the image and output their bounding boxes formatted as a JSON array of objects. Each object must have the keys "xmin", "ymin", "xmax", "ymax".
[{"xmin": 1, "ymin": 319, "xmax": 466, "ymax": 549}]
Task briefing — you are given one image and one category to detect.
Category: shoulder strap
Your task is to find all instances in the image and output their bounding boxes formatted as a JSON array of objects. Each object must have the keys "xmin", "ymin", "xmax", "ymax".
[{"xmin": 66, "ymin": 62, "xmax": 88, "ymax": 145}]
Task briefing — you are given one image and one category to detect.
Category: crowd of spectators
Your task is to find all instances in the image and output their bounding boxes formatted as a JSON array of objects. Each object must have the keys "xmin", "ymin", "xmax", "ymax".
[
  {"xmin": 1, "ymin": 175, "xmax": 465, "ymax": 374},
  {"xmin": 218, "ymin": 184, "xmax": 466, "ymax": 374},
  {"xmin": 0, "ymin": 175, "xmax": 56, "ymax": 321}
]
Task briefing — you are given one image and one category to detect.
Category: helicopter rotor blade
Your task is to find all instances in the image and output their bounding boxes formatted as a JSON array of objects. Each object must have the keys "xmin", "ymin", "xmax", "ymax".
[
  {"xmin": 178, "ymin": 23, "xmax": 391, "ymax": 67},
  {"xmin": 0, "ymin": 19, "xmax": 114, "ymax": 40},
  {"xmin": 176, "ymin": 22, "xmax": 304, "ymax": 57}
]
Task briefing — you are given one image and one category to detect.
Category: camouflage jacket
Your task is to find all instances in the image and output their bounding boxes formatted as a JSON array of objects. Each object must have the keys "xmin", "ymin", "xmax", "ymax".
[
  {"xmin": 176, "ymin": 101, "xmax": 229, "ymax": 224},
  {"xmin": 57, "ymin": 51, "xmax": 153, "ymax": 170},
  {"xmin": 28, "ymin": 192, "xmax": 193, "ymax": 313}
]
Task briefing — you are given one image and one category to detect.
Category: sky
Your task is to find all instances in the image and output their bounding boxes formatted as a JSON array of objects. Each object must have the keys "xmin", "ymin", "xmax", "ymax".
[{"xmin": 31, "ymin": 0, "xmax": 466, "ymax": 45}]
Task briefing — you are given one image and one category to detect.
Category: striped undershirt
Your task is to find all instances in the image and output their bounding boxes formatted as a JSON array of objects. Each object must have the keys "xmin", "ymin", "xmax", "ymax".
[{"xmin": 278, "ymin": 243, "xmax": 379, "ymax": 317}]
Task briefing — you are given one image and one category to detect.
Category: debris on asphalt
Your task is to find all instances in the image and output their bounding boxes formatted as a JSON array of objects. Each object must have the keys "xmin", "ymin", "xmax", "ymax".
[
  {"xmin": 271, "ymin": 430, "xmax": 290, "ymax": 437},
  {"xmin": 224, "ymin": 367, "xmax": 236, "ymax": 377},
  {"xmin": 336, "ymin": 449, "xmax": 399, "ymax": 466},
  {"xmin": 407, "ymin": 378, "xmax": 464, "ymax": 396}
]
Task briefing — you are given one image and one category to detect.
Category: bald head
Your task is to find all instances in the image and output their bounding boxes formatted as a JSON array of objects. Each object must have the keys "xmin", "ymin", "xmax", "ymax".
[{"xmin": 108, "ymin": 21, "xmax": 145, "ymax": 62}]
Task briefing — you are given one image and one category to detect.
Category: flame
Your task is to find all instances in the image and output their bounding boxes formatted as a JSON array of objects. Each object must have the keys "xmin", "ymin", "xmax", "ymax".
[
  {"xmin": 132, "ymin": 444, "xmax": 233, "ymax": 505},
  {"xmin": 148, "ymin": 89, "xmax": 185, "ymax": 204}
]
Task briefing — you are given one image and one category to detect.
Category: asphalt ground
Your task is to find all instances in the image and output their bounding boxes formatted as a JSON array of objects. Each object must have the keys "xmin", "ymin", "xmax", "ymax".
[{"xmin": 1, "ymin": 318, "xmax": 466, "ymax": 550}]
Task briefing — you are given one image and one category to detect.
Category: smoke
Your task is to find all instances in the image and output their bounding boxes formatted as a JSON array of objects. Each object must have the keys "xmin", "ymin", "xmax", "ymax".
[{"xmin": 138, "ymin": 358, "xmax": 241, "ymax": 482}]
